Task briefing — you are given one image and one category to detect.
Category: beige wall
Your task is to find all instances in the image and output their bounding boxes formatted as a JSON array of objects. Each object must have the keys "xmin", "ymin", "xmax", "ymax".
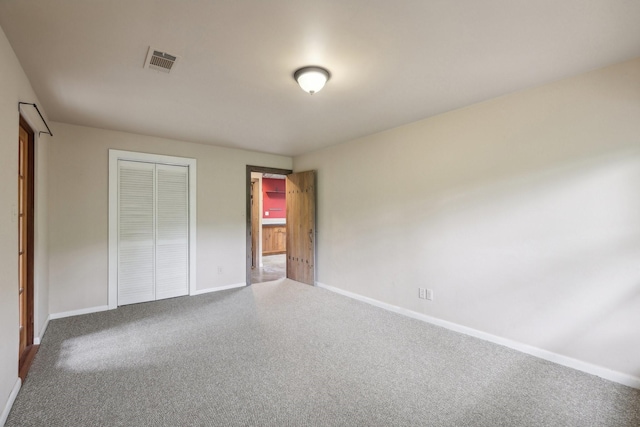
[
  {"xmin": 33, "ymin": 139, "xmax": 50, "ymax": 342},
  {"xmin": 47, "ymin": 123, "xmax": 292, "ymax": 314},
  {"xmin": 295, "ymin": 58, "xmax": 640, "ymax": 381},
  {"xmin": 0, "ymin": 25, "xmax": 50, "ymax": 419},
  {"xmin": 2, "ymin": 20, "xmax": 639, "ymax": 421}
]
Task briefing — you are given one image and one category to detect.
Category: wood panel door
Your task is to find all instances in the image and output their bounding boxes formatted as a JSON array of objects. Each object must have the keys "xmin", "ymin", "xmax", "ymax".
[
  {"xmin": 286, "ymin": 171, "xmax": 316, "ymax": 285},
  {"xmin": 18, "ymin": 117, "xmax": 35, "ymax": 378}
]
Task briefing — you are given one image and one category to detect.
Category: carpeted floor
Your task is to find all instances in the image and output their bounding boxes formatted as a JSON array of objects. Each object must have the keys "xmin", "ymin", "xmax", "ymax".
[{"xmin": 7, "ymin": 279, "xmax": 640, "ymax": 426}]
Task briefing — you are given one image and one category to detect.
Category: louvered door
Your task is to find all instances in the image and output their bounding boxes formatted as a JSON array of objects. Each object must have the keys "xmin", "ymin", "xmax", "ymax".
[
  {"xmin": 118, "ymin": 161, "xmax": 156, "ymax": 305},
  {"xmin": 117, "ymin": 160, "xmax": 189, "ymax": 305},
  {"xmin": 155, "ymin": 164, "xmax": 189, "ymax": 299}
]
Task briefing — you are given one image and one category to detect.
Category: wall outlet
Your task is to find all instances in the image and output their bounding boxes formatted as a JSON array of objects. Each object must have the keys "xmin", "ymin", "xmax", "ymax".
[
  {"xmin": 418, "ymin": 288, "xmax": 426, "ymax": 299},
  {"xmin": 426, "ymin": 289, "xmax": 433, "ymax": 301}
]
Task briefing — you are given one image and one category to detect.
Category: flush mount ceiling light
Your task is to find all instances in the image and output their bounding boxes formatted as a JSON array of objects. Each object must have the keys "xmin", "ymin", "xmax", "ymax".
[{"xmin": 294, "ymin": 66, "xmax": 331, "ymax": 95}]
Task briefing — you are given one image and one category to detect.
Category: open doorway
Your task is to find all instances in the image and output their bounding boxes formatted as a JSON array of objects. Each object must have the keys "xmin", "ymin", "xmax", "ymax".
[
  {"xmin": 252, "ymin": 173, "xmax": 287, "ymax": 283},
  {"xmin": 246, "ymin": 166, "xmax": 292, "ymax": 285},
  {"xmin": 246, "ymin": 166, "xmax": 317, "ymax": 286}
]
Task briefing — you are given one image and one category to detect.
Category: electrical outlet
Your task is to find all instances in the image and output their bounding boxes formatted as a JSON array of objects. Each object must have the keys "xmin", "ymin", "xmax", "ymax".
[
  {"xmin": 418, "ymin": 288, "xmax": 426, "ymax": 299},
  {"xmin": 426, "ymin": 289, "xmax": 433, "ymax": 301}
]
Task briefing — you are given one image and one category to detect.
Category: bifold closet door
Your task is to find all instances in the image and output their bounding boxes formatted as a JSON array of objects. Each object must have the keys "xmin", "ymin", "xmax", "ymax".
[
  {"xmin": 118, "ymin": 160, "xmax": 189, "ymax": 305},
  {"xmin": 155, "ymin": 164, "xmax": 189, "ymax": 300},
  {"xmin": 118, "ymin": 160, "xmax": 155, "ymax": 305}
]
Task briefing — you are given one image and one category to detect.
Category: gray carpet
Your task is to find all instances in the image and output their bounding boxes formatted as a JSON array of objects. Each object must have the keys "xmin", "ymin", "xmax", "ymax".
[{"xmin": 7, "ymin": 279, "xmax": 640, "ymax": 426}]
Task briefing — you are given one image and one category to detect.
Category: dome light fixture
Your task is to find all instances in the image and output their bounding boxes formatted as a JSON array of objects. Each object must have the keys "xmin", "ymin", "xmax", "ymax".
[{"xmin": 294, "ymin": 66, "xmax": 331, "ymax": 95}]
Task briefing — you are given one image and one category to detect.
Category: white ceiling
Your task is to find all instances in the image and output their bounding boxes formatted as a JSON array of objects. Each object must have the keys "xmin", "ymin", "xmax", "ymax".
[{"xmin": 1, "ymin": 0, "xmax": 639, "ymax": 156}]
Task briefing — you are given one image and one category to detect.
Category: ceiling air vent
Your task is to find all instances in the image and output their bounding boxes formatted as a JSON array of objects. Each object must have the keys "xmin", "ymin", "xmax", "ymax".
[{"xmin": 144, "ymin": 47, "xmax": 178, "ymax": 73}]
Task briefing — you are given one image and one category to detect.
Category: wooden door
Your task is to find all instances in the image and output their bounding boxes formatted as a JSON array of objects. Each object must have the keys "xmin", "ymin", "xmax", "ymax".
[
  {"xmin": 286, "ymin": 171, "xmax": 316, "ymax": 285},
  {"xmin": 18, "ymin": 117, "xmax": 35, "ymax": 378},
  {"xmin": 251, "ymin": 180, "xmax": 259, "ymax": 268}
]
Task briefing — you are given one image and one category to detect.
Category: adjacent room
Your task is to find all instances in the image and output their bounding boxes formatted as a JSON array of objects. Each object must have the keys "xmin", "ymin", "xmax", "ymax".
[
  {"xmin": 251, "ymin": 173, "xmax": 288, "ymax": 284},
  {"xmin": 1, "ymin": 1, "xmax": 639, "ymax": 426}
]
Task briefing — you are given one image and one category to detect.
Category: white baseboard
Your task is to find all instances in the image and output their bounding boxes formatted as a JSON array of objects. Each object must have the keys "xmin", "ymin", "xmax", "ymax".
[
  {"xmin": 50, "ymin": 286, "xmax": 247, "ymax": 320},
  {"xmin": 316, "ymin": 282, "xmax": 640, "ymax": 390},
  {"xmin": 50, "ymin": 305, "xmax": 110, "ymax": 320},
  {"xmin": 34, "ymin": 315, "xmax": 50, "ymax": 345},
  {"xmin": 0, "ymin": 378, "xmax": 21, "ymax": 427},
  {"xmin": 191, "ymin": 282, "xmax": 245, "ymax": 296}
]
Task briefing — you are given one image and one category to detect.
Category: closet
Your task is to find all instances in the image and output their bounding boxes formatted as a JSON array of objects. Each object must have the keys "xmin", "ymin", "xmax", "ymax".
[{"xmin": 109, "ymin": 150, "xmax": 196, "ymax": 307}]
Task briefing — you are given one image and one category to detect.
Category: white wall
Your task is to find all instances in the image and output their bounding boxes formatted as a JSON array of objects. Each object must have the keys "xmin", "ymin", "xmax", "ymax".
[
  {"xmin": 33, "ymin": 139, "xmax": 50, "ymax": 343},
  {"xmin": 0, "ymin": 24, "xmax": 50, "ymax": 422},
  {"xmin": 48, "ymin": 123, "xmax": 292, "ymax": 314},
  {"xmin": 295, "ymin": 58, "xmax": 640, "ymax": 382}
]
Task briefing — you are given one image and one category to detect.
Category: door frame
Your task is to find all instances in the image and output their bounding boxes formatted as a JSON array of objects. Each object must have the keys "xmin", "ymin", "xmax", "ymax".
[
  {"xmin": 108, "ymin": 150, "xmax": 197, "ymax": 309},
  {"xmin": 245, "ymin": 165, "xmax": 292, "ymax": 285},
  {"xmin": 18, "ymin": 115, "xmax": 35, "ymax": 379},
  {"xmin": 250, "ymin": 178, "xmax": 260, "ymax": 269}
]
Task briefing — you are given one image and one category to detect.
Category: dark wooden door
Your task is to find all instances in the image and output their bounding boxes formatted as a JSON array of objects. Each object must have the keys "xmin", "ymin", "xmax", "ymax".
[
  {"xmin": 18, "ymin": 117, "xmax": 35, "ymax": 379},
  {"xmin": 286, "ymin": 171, "xmax": 316, "ymax": 285}
]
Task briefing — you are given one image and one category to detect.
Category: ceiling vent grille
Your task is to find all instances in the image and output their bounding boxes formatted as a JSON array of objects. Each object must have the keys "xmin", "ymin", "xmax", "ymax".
[{"xmin": 144, "ymin": 47, "xmax": 178, "ymax": 73}]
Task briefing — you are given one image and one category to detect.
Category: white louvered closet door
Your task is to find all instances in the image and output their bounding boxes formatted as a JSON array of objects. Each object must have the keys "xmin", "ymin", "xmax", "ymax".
[
  {"xmin": 117, "ymin": 160, "xmax": 190, "ymax": 306},
  {"xmin": 155, "ymin": 164, "xmax": 189, "ymax": 300},
  {"xmin": 118, "ymin": 160, "xmax": 156, "ymax": 305}
]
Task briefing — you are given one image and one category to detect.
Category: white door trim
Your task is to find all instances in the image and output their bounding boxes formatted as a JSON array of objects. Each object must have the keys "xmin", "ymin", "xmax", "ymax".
[{"xmin": 108, "ymin": 149, "xmax": 197, "ymax": 309}]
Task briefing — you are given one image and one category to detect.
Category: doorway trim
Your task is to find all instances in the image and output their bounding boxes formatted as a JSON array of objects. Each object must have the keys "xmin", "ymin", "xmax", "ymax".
[
  {"xmin": 108, "ymin": 150, "xmax": 197, "ymax": 309},
  {"xmin": 246, "ymin": 165, "xmax": 292, "ymax": 285}
]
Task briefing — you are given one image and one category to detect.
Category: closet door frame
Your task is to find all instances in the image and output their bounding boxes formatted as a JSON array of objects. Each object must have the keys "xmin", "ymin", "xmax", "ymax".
[{"xmin": 108, "ymin": 149, "xmax": 197, "ymax": 310}]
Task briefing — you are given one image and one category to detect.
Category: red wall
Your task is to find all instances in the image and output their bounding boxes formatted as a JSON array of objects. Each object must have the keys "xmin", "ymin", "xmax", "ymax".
[{"xmin": 262, "ymin": 178, "xmax": 286, "ymax": 218}]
